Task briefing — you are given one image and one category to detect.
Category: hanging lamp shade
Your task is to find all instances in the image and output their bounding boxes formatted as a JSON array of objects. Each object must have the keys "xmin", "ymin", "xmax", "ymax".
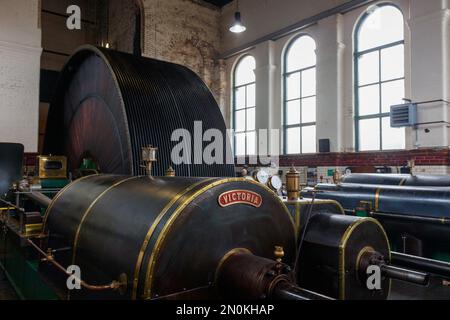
[{"xmin": 230, "ymin": 11, "xmax": 246, "ymax": 33}]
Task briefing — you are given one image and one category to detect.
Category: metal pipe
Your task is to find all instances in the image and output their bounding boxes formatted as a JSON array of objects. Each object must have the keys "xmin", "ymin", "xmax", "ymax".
[
  {"xmin": 0, "ymin": 198, "xmax": 24, "ymax": 212},
  {"xmin": 369, "ymin": 211, "xmax": 450, "ymax": 225},
  {"xmin": 17, "ymin": 185, "xmax": 52, "ymax": 208},
  {"xmin": 27, "ymin": 239, "xmax": 122, "ymax": 292},
  {"xmin": 391, "ymin": 252, "xmax": 450, "ymax": 279},
  {"xmin": 273, "ymin": 281, "xmax": 334, "ymax": 301},
  {"xmin": 380, "ymin": 264, "xmax": 429, "ymax": 286},
  {"xmin": 21, "ymin": 191, "xmax": 52, "ymax": 208}
]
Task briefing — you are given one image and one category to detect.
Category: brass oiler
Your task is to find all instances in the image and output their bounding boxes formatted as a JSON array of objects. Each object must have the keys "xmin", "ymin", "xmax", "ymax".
[
  {"xmin": 332, "ymin": 169, "xmax": 342, "ymax": 185},
  {"xmin": 286, "ymin": 166, "xmax": 300, "ymax": 200},
  {"xmin": 165, "ymin": 166, "xmax": 175, "ymax": 177},
  {"xmin": 141, "ymin": 146, "xmax": 157, "ymax": 177},
  {"xmin": 274, "ymin": 246, "xmax": 284, "ymax": 263}
]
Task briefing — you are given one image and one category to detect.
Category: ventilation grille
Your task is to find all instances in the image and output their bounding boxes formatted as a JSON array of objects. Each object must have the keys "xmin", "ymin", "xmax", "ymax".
[{"xmin": 390, "ymin": 103, "xmax": 418, "ymax": 128}]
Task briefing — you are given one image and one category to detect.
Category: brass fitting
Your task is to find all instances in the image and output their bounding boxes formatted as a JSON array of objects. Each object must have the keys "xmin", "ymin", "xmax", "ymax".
[
  {"xmin": 286, "ymin": 166, "xmax": 300, "ymax": 200},
  {"xmin": 332, "ymin": 169, "xmax": 342, "ymax": 185},
  {"xmin": 141, "ymin": 146, "xmax": 157, "ymax": 177},
  {"xmin": 274, "ymin": 246, "xmax": 284, "ymax": 263},
  {"xmin": 407, "ymin": 159, "xmax": 416, "ymax": 176},
  {"xmin": 165, "ymin": 166, "xmax": 175, "ymax": 177}
]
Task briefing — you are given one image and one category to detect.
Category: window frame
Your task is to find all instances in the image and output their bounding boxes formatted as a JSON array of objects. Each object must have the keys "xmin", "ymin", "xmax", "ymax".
[
  {"xmin": 232, "ymin": 55, "xmax": 256, "ymax": 157},
  {"xmin": 283, "ymin": 34, "xmax": 317, "ymax": 155},
  {"xmin": 354, "ymin": 3, "xmax": 406, "ymax": 151}
]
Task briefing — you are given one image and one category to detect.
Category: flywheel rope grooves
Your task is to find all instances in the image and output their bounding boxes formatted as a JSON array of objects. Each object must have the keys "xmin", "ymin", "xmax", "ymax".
[
  {"xmin": 154, "ymin": 59, "xmax": 190, "ymax": 177},
  {"xmin": 44, "ymin": 45, "xmax": 235, "ymax": 177}
]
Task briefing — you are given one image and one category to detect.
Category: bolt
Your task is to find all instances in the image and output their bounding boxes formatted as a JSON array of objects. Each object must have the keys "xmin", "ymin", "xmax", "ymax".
[{"xmin": 266, "ymin": 270, "xmax": 276, "ymax": 277}]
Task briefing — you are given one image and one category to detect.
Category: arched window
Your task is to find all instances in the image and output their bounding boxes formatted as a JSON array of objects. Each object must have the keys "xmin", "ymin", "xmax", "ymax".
[
  {"xmin": 355, "ymin": 4, "xmax": 405, "ymax": 151},
  {"xmin": 283, "ymin": 35, "xmax": 317, "ymax": 154},
  {"xmin": 233, "ymin": 55, "xmax": 256, "ymax": 156}
]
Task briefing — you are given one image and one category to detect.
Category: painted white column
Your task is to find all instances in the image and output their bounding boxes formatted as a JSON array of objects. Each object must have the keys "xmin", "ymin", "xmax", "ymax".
[
  {"xmin": 409, "ymin": 0, "xmax": 450, "ymax": 148},
  {"xmin": 315, "ymin": 15, "xmax": 345, "ymax": 152},
  {"xmin": 253, "ymin": 41, "xmax": 280, "ymax": 158},
  {"xmin": 0, "ymin": 0, "xmax": 42, "ymax": 152}
]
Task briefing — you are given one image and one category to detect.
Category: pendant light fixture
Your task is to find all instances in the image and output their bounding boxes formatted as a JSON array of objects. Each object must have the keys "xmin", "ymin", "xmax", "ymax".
[{"xmin": 229, "ymin": 0, "xmax": 246, "ymax": 33}]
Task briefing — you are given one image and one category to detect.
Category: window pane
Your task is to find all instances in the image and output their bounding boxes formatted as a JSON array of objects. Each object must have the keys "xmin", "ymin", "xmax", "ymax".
[
  {"xmin": 358, "ymin": 51, "xmax": 379, "ymax": 86},
  {"xmin": 381, "ymin": 79, "xmax": 404, "ymax": 113},
  {"xmin": 286, "ymin": 36, "xmax": 316, "ymax": 72},
  {"xmin": 235, "ymin": 109, "xmax": 246, "ymax": 132},
  {"xmin": 235, "ymin": 87, "xmax": 246, "ymax": 110},
  {"xmin": 286, "ymin": 127, "xmax": 301, "ymax": 154},
  {"xmin": 302, "ymin": 68, "xmax": 316, "ymax": 97},
  {"xmin": 247, "ymin": 131, "xmax": 256, "ymax": 155},
  {"xmin": 286, "ymin": 100, "xmax": 300, "ymax": 125},
  {"xmin": 359, "ymin": 84, "xmax": 380, "ymax": 116},
  {"xmin": 302, "ymin": 125, "xmax": 316, "ymax": 153},
  {"xmin": 235, "ymin": 56, "xmax": 256, "ymax": 86},
  {"xmin": 235, "ymin": 133, "xmax": 246, "ymax": 156},
  {"xmin": 382, "ymin": 117, "xmax": 405, "ymax": 150},
  {"xmin": 301, "ymin": 97, "xmax": 316, "ymax": 123},
  {"xmin": 381, "ymin": 44, "xmax": 404, "ymax": 81},
  {"xmin": 358, "ymin": 5, "xmax": 404, "ymax": 51},
  {"xmin": 246, "ymin": 84, "xmax": 255, "ymax": 107},
  {"xmin": 286, "ymin": 72, "xmax": 300, "ymax": 100},
  {"xmin": 246, "ymin": 108, "xmax": 255, "ymax": 131},
  {"xmin": 359, "ymin": 118, "xmax": 380, "ymax": 151}
]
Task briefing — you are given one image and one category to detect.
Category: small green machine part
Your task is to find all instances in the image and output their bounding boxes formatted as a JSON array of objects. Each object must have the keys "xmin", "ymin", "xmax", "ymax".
[
  {"xmin": 73, "ymin": 157, "xmax": 100, "ymax": 178},
  {"xmin": 80, "ymin": 158, "xmax": 98, "ymax": 170}
]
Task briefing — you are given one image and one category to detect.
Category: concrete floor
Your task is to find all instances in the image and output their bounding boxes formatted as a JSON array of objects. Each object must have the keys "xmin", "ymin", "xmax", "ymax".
[{"xmin": 0, "ymin": 270, "xmax": 17, "ymax": 300}]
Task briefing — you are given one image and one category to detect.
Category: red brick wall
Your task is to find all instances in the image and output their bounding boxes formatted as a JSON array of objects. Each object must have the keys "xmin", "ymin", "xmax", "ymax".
[
  {"xmin": 27, "ymin": 148, "xmax": 450, "ymax": 170},
  {"xmin": 279, "ymin": 148, "xmax": 450, "ymax": 167}
]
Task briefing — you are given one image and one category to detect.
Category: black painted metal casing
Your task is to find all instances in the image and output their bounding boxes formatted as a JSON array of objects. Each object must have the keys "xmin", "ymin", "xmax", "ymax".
[
  {"xmin": 302, "ymin": 183, "xmax": 450, "ymax": 259},
  {"xmin": 44, "ymin": 175, "xmax": 296, "ymax": 300},
  {"xmin": 298, "ymin": 212, "xmax": 391, "ymax": 300},
  {"xmin": 342, "ymin": 173, "xmax": 450, "ymax": 187}
]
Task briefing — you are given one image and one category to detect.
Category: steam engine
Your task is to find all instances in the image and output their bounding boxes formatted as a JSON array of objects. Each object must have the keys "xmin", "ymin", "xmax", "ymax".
[
  {"xmin": 0, "ymin": 45, "xmax": 448, "ymax": 301},
  {"xmin": 43, "ymin": 175, "xmax": 297, "ymax": 299}
]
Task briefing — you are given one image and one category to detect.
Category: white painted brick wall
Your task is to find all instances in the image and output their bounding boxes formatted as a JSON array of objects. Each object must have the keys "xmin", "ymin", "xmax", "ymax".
[{"xmin": 0, "ymin": 0, "xmax": 42, "ymax": 152}]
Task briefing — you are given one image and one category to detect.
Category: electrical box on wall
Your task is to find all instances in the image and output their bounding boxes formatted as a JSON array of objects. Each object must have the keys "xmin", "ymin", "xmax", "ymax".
[
  {"xmin": 319, "ymin": 139, "xmax": 330, "ymax": 153},
  {"xmin": 390, "ymin": 103, "xmax": 418, "ymax": 127}
]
